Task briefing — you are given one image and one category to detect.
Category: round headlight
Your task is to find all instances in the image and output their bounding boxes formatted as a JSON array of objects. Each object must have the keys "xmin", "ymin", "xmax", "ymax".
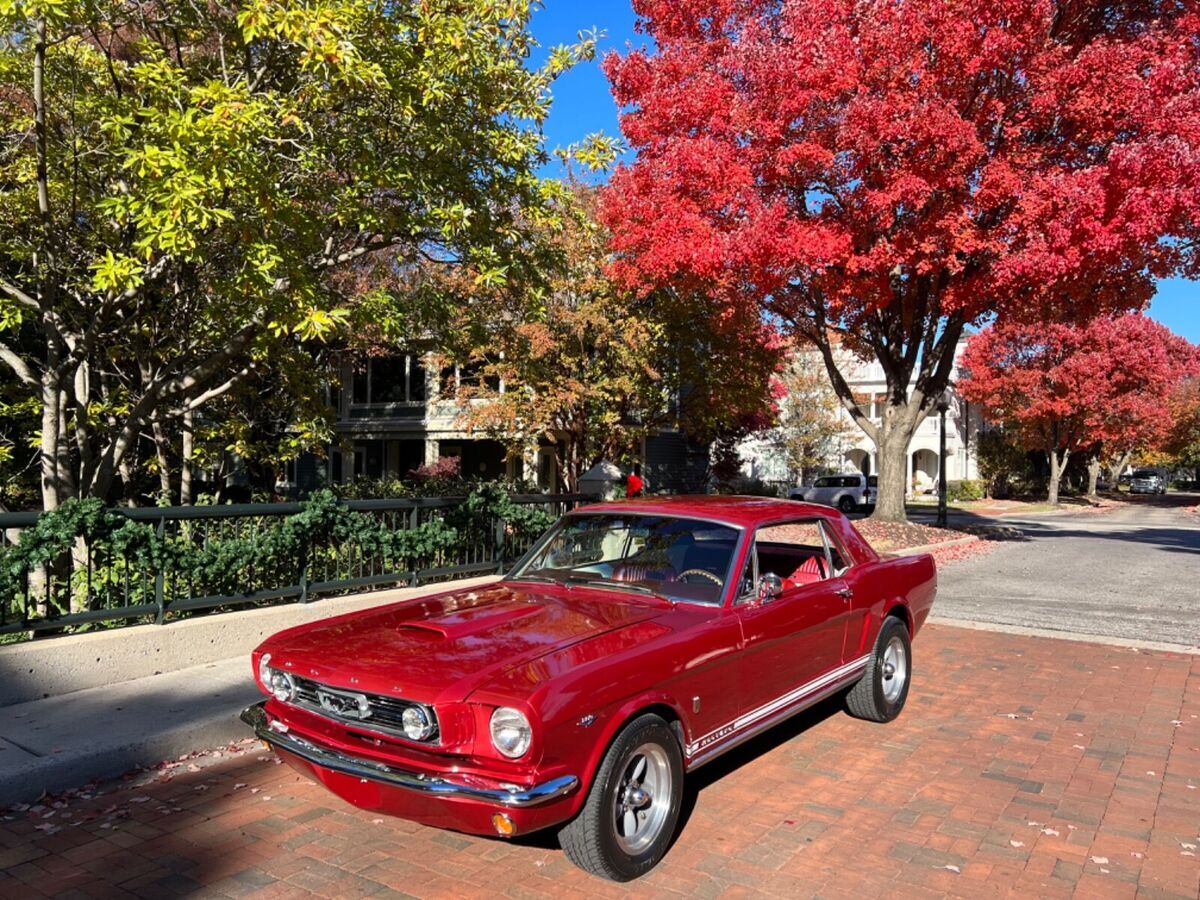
[
  {"xmin": 490, "ymin": 707, "xmax": 532, "ymax": 759},
  {"xmin": 257, "ymin": 653, "xmax": 273, "ymax": 688},
  {"xmin": 401, "ymin": 705, "xmax": 434, "ymax": 741},
  {"xmin": 269, "ymin": 669, "xmax": 296, "ymax": 703}
]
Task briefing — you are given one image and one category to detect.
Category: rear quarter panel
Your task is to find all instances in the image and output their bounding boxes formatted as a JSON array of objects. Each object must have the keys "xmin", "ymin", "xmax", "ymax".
[{"xmin": 842, "ymin": 552, "xmax": 936, "ymax": 660}]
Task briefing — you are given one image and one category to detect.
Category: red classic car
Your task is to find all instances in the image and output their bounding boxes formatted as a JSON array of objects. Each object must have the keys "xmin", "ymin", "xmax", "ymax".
[{"xmin": 241, "ymin": 496, "xmax": 936, "ymax": 880}]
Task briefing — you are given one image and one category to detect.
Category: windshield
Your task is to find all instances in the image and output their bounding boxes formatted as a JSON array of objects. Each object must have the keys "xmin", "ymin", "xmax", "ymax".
[
  {"xmin": 1132, "ymin": 470, "xmax": 1158, "ymax": 478},
  {"xmin": 509, "ymin": 514, "xmax": 740, "ymax": 605}
]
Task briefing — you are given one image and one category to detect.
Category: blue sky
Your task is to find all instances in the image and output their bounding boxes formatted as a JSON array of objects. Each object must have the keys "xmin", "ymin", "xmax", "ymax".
[{"xmin": 530, "ymin": 1, "xmax": 1198, "ymax": 343}]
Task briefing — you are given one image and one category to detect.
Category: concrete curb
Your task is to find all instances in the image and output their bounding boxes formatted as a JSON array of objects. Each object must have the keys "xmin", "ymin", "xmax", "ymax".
[
  {"xmin": 928, "ymin": 616, "xmax": 1200, "ymax": 656},
  {"xmin": 888, "ymin": 534, "xmax": 980, "ymax": 557}
]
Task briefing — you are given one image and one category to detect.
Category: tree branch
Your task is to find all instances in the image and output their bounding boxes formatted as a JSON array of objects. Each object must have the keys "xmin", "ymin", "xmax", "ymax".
[
  {"xmin": 0, "ymin": 339, "xmax": 38, "ymax": 386},
  {"xmin": 0, "ymin": 278, "xmax": 39, "ymax": 311},
  {"xmin": 807, "ymin": 303, "xmax": 879, "ymax": 445},
  {"xmin": 175, "ymin": 364, "xmax": 253, "ymax": 413}
]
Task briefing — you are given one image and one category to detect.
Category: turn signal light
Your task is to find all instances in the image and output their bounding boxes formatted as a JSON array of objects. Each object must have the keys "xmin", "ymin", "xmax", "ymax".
[{"xmin": 491, "ymin": 813, "xmax": 516, "ymax": 836}]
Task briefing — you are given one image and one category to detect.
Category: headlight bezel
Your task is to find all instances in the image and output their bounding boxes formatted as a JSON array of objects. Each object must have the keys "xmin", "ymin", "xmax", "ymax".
[
  {"xmin": 489, "ymin": 706, "xmax": 533, "ymax": 759},
  {"xmin": 257, "ymin": 653, "xmax": 297, "ymax": 703},
  {"xmin": 401, "ymin": 705, "xmax": 435, "ymax": 742}
]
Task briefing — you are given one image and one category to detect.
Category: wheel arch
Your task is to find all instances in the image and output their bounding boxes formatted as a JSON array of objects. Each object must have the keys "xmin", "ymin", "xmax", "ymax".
[
  {"xmin": 577, "ymin": 693, "xmax": 688, "ymax": 797},
  {"xmin": 883, "ymin": 600, "xmax": 912, "ymax": 635}
]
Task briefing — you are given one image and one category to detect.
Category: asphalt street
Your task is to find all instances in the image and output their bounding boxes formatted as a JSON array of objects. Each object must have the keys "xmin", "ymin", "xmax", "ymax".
[{"xmin": 926, "ymin": 493, "xmax": 1200, "ymax": 650}]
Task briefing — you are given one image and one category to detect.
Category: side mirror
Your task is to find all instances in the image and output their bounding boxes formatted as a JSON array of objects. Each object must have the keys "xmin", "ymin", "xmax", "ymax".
[{"xmin": 757, "ymin": 573, "xmax": 783, "ymax": 603}]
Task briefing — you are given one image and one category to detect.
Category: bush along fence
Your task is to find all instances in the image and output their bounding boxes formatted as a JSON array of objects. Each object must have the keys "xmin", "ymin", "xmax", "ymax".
[{"xmin": 0, "ymin": 488, "xmax": 591, "ymax": 641}]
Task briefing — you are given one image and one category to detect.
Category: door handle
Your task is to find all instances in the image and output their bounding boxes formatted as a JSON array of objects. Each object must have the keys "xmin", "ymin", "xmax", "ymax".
[{"xmin": 836, "ymin": 587, "xmax": 853, "ymax": 599}]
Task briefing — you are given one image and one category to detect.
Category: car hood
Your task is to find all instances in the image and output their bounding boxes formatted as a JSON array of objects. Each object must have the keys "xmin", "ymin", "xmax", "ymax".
[{"xmin": 259, "ymin": 582, "xmax": 663, "ymax": 704}]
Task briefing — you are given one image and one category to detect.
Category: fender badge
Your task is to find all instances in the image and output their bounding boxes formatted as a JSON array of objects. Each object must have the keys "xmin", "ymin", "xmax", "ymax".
[{"xmin": 578, "ymin": 714, "xmax": 596, "ymax": 728}]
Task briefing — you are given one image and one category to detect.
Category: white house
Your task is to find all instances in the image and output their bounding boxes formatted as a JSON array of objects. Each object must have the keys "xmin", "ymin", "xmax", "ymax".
[{"xmin": 740, "ymin": 341, "xmax": 984, "ymax": 492}]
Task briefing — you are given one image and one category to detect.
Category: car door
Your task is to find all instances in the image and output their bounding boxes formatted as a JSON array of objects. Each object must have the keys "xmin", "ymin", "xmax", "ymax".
[
  {"xmin": 808, "ymin": 476, "xmax": 832, "ymax": 505},
  {"xmin": 734, "ymin": 520, "xmax": 856, "ymax": 724}
]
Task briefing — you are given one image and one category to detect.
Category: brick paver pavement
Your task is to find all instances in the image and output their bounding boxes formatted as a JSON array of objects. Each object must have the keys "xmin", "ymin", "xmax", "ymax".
[{"xmin": 1, "ymin": 623, "xmax": 1198, "ymax": 899}]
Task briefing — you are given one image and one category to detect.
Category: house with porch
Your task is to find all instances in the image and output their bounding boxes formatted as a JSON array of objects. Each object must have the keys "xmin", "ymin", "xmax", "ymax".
[
  {"xmin": 284, "ymin": 352, "xmax": 706, "ymax": 496},
  {"xmin": 739, "ymin": 341, "xmax": 984, "ymax": 492}
]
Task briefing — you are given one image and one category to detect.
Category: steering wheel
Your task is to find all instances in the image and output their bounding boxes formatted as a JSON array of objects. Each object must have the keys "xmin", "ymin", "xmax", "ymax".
[{"xmin": 677, "ymin": 568, "xmax": 723, "ymax": 586}]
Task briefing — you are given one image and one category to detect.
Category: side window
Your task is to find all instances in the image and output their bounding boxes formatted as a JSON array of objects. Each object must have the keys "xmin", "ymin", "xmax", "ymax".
[
  {"xmin": 815, "ymin": 477, "xmax": 831, "ymax": 488},
  {"xmin": 823, "ymin": 527, "xmax": 852, "ymax": 575},
  {"xmin": 754, "ymin": 521, "xmax": 831, "ymax": 589},
  {"xmin": 750, "ymin": 520, "xmax": 854, "ymax": 590}
]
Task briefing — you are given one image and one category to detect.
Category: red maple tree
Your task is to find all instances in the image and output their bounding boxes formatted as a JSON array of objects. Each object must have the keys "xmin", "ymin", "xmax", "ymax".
[
  {"xmin": 959, "ymin": 314, "xmax": 1199, "ymax": 503},
  {"xmin": 602, "ymin": 0, "xmax": 1200, "ymax": 520}
]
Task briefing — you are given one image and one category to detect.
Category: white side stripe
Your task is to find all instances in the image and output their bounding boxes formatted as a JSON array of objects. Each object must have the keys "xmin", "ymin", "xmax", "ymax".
[{"xmin": 685, "ymin": 655, "xmax": 870, "ymax": 756}]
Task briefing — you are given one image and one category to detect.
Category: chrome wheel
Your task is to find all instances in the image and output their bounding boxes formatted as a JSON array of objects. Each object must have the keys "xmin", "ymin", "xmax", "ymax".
[
  {"xmin": 881, "ymin": 636, "xmax": 907, "ymax": 704},
  {"xmin": 613, "ymin": 743, "xmax": 672, "ymax": 854}
]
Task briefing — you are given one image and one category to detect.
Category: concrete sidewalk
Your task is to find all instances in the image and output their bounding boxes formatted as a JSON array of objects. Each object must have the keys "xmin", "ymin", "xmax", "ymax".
[
  {"xmin": 0, "ymin": 655, "xmax": 259, "ymax": 808},
  {"xmin": 0, "ymin": 575, "xmax": 501, "ymax": 808}
]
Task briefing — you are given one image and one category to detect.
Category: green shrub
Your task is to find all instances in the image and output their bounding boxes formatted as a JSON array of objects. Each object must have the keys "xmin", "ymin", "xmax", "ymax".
[
  {"xmin": 947, "ymin": 479, "xmax": 986, "ymax": 502},
  {"xmin": 0, "ymin": 487, "xmax": 554, "ymax": 630}
]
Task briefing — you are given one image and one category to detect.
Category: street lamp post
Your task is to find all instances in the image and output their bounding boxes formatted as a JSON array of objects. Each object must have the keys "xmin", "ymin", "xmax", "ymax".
[{"xmin": 936, "ymin": 391, "xmax": 951, "ymax": 528}]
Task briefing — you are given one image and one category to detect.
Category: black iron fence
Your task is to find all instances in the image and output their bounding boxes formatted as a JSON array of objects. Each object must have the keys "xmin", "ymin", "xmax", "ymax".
[{"xmin": 0, "ymin": 491, "xmax": 592, "ymax": 640}]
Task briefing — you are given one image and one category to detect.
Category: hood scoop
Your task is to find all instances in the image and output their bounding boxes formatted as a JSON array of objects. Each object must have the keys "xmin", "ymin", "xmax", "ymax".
[{"xmin": 396, "ymin": 599, "xmax": 543, "ymax": 640}]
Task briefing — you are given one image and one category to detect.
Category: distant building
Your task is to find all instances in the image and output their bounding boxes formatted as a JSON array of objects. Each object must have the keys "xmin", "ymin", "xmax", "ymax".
[
  {"xmin": 740, "ymin": 341, "xmax": 984, "ymax": 492},
  {"xmin": 284, "ymin": 352, "xmax": 703, "ymax": 496}
]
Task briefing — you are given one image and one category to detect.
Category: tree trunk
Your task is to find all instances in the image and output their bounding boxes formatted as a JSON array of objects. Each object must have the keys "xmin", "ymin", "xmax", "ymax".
[
  {"xmin": 873, "ymin": 427, "xmax": 911, "ymax": 522},
  {"xmin": 180, "ymin": 408, "xmax": 195, "ymax": 505},
  {"xmin": 1086, "ymin": 456, "xmax": 1101, "ymax": 497},
  {"xmin": 38, "ymin": 374, "xmax": 73, "ymax": 511},
  {"xmin": 1047, "ymin": 446, "xmax": 1069, "ymax": 505},
  {"xmin": 151, "ymin": 416, "xmax": 172, "ymax": 501},
  {"xmin": 1108, "ymin": 449, "xmax": 1132, "ymax": 492}
]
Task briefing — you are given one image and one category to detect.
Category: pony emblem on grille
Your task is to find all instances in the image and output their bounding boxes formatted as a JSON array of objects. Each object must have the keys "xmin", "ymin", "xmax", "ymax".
[{"xmin": 316, "ymin": 687, "xmax": 372, "ymax": 720}]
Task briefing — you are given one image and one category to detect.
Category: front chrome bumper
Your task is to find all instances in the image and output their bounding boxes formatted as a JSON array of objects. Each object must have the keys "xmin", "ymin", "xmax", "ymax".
[{"xmin": 240, "ymin": 701, "xmax": 577, "ymax": 808}]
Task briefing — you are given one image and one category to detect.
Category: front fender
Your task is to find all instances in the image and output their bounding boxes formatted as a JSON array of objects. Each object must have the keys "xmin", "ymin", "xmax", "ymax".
[{"xmin": 541, "ymin": 688, "xmax": 692, "ymax": 807}]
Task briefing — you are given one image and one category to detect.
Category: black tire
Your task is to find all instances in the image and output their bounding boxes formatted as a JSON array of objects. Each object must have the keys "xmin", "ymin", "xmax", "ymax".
[
  {"xmin": 838, "ymin": 495, "xmax": 857, "ymax": 513},
  {"xmin": 845, "ymin": 617, "xmax": 912, "ymax": 723},
  {"xmin": 558, "ymin": 714, "xmax": 683, "ymax": 881}
]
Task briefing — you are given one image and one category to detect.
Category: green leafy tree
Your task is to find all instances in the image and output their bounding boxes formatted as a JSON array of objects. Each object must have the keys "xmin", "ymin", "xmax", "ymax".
[
  {"xmin": 0, "ymin": 0, "xmax": 600, "ymax": 511},
  {"xmin": 775, "ymin": 350, "xmax": 857, "ymax": 484},
  {"xmin": 448, "ymin": 185, "xmax": 780, "ymax": 491}
]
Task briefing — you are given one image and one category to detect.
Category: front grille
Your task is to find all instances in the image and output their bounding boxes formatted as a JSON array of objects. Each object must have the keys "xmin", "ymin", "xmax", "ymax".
[{"xmin": 290, "ymin": 675, "xmax": 440, "ymax": 743}]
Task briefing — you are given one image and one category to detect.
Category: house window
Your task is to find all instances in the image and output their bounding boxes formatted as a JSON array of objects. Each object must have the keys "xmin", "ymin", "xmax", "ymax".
[
  {"xmin": 350, "ymin": 355, "xmax": 426, "ymax": 405},
  {"xmin": 442, "ymin": 359, "xmax": 502, "ymax": 397}
]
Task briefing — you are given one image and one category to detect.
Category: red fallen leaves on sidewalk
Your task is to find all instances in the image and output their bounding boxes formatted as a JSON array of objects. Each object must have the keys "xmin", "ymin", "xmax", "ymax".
[{"xmin": 854, "ymin": 519, "xmax": 963, "ymax": 553}]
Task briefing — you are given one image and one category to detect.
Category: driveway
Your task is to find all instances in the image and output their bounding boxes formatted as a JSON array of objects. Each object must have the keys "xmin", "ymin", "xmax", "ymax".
[
  {"xmin": 930, "ymin": 494, "xmax": 1200, "ymax": 650},
  {"xmin": 1, "ymin": 623, "xmax": 1197, "ymax": 898}
]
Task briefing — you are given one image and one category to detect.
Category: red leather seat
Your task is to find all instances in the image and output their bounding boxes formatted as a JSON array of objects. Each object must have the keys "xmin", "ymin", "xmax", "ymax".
[{"xmin": 782, "ymin": 555, "xmax": 826, "ymax": 590}]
